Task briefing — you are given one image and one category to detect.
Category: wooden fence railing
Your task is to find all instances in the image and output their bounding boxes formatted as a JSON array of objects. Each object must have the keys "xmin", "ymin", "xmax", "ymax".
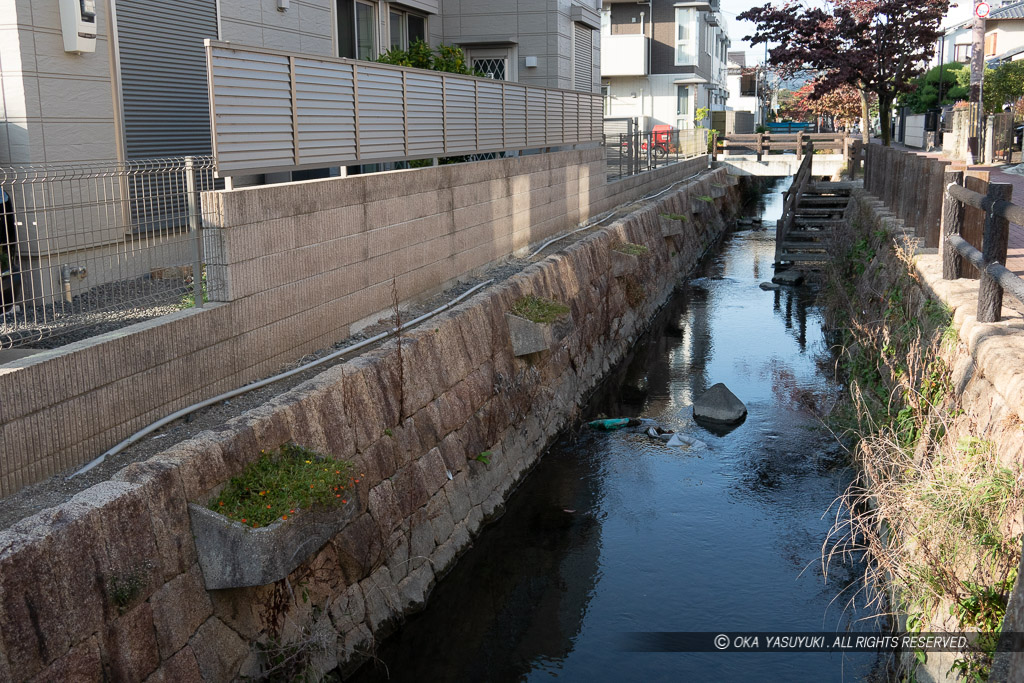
[
  {"xmin": 865, "ymin": 143, "xmax": 1024, "ymax": 323},
  {"xmin": 712, "ymin": 132, "xmax": 851, "ymax": 161},
  {"xmin": 942, "ymin": 173, "xmax": 1024, "ymax": 322},
  {"xmin": 864, "ymin": 144, "xmax": 954, "ymax": 248}
]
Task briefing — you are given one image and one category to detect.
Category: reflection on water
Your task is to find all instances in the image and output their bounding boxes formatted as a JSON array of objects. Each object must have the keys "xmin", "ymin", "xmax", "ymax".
[{"xmin": 349, "ymin": 179, "xmax": 882, "ymax": 683}]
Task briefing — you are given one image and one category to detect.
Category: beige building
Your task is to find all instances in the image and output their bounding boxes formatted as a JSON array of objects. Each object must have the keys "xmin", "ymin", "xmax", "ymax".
[{"xmin": 600, "ymin": 0, "xmax": 730, "ymax": 130}]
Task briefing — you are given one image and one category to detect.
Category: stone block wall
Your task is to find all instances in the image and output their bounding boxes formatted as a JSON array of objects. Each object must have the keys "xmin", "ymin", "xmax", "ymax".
[
  {"xmin": 0, "ymin": 169, "xmax": 739, "ymax": 681},
  {"xmin": 0, "ymin": 151, "xmax": 709, "ymax": 500},
  {"xmin": 840, "ymin": 191, "xmax": 1024, "ymax": 682}
]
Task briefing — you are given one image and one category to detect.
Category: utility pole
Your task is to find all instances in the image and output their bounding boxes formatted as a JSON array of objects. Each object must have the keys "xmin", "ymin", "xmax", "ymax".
[{"xmin": 968, "ymin": 0, "xmax": 988, "ymax": 161}]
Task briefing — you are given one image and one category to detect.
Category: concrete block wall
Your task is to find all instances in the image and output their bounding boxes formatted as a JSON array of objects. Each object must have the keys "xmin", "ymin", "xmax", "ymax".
[
  {"xmin": 0, "ymin": 151, "xmax": 709, "ymax": 500},
  {"xmin": 0, "ymin": 168, "xmax": 739, "ymax": 682}
]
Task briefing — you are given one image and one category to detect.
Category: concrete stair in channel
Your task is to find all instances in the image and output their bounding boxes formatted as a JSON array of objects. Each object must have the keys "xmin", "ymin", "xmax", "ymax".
[{"xmin": 775, "ymin": 183, "xmax": 852, "ymax": 268}]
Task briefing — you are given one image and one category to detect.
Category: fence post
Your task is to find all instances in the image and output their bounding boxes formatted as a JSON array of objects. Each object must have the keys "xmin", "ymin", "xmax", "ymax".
[
  {"xmin": 941, "ymin": 170, "xmax": 965, "ymax": 280},
  {"xmin": 796, "ymin": 131, "xmax": 804, "ymax": 160},
  {"xmin": 711, "ymin": 130, "xmax": 718, "ymax": 161},
  {"xmin": 185, "ymin": 156, "xmax": 204, "ymax": 309},
  {"xmin": 978, "ymin": 182, "xmax": 1013, "ymax": 323},
  {"xmin": 756, "ymin": 133, "xmax": 764, "ymax": 161}
]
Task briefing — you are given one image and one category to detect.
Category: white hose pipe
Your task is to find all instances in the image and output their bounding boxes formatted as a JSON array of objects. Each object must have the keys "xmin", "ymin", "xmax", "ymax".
[{"xmin": 69, "ymin": 279, "xmax": 495, "ymax": 478}]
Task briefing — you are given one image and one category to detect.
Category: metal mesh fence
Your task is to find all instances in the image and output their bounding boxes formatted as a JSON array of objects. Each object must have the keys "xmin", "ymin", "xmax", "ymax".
[
  {"xmin": 603, "ymin": 128, "xmax": 708, "ymax": 181},
  {"xmin": 0, "ymin": 156, "xmax": 217, "ymax": 350}
]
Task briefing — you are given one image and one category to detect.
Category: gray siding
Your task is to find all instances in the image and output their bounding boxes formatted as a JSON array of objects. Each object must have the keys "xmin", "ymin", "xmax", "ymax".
[{"xmin": 115, "ymin": 0, "xmax": 219, "ymax": 158}]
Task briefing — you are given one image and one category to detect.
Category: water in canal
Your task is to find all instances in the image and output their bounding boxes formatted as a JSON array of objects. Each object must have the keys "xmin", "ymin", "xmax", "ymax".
[{"xmin": 350, "ymin": 179, "xmax": 884, "ymax": 682}]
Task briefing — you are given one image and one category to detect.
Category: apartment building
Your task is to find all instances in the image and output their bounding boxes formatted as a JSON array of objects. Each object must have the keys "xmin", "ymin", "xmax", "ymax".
[
  {"xmin": 0, "ymin": 0, "xmax": 600, "ymax": 167},
  {"xmin": 600, "ymin": 0, "xmax": 729, "ymax": 130}
]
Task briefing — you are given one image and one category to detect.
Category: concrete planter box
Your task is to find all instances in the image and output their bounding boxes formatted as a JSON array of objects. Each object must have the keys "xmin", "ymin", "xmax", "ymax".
[
  {"xmin": 661, "ymin": 216, "xmax": 687, "ymax": 238},
  {"xmin": 190, "ymin": 498, "xmax": 359, "ymax": 590},
  {"xmin": 611, "ymin": 249, "xmax": 647, "ymax": 278},
  {"xmin": 505, "ymin": 312, "xmax": 572, "ymax": 357}
]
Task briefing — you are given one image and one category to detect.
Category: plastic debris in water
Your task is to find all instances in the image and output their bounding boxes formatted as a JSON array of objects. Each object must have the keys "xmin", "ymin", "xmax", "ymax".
[{"xmin": 588, "ymin": 418, "xmax": 642, "ymax": 431}]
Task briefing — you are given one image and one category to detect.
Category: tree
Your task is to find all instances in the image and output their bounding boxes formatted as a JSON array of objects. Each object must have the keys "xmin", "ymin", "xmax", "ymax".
[
  {"xmin": 983, "ymin": 61, "xmax": 1024, "ymax": 114},
  {"xmin": 900, "ymin": 62, "xmax": 970, "ymax": 114},
  {"xmin": 739, "ymin": 0, "xmax": 950, "ymax": 145}
]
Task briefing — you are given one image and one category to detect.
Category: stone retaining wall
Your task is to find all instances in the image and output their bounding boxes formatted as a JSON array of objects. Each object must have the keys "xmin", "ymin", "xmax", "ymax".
[
  {"xmin": 0, "ymin": 168, "xmax": 739, "ymax": 681},
  {"xmin": 840, "ymin": 190, "xmax": 1024, "ymax": 682},
  {"xmin": 0, "ymin": 151, "xmax": 708, "ymax": 499}
]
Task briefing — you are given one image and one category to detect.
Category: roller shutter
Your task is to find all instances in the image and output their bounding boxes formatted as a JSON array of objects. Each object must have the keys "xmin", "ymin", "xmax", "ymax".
[
  {"xmin": 114, "ymin": 0, "xmax": 218, "ymax": 159},
  {"xmin": 574, "ymin": 23, "xmax": 593, "ymax": 93}
]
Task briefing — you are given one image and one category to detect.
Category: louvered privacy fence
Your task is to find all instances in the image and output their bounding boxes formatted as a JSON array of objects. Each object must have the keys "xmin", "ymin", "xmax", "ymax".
[{"xmin": 205, "ymin": 41, "xmax": 604, "ymax": 177}]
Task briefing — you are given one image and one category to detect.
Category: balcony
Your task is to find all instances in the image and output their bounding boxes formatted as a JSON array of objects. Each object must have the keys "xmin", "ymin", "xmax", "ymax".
[{"xmin": 601, "ymin": 34, "xmax": 650, "ymax": 77}]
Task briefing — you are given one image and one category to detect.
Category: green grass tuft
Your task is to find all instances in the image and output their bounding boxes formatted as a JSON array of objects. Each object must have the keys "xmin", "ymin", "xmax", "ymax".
[
  {"xmin": 510, "ymin": 295, "xmax": 570, "ymax": 324},
  {"xmin": 615, "ymin": 242, "xmax": 650, "ymax": 257}
]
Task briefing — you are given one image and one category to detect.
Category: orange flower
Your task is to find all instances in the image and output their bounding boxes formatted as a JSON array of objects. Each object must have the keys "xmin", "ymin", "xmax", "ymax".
[
  {"xmin": 354, "ymin": 479, "xmax": 360, "ymax": 483},
  {"xmin": 219, "ymin": 501, "xmax": 224, "ymax": 506},
  {"xmin": 241, "ymin": 518, "xmax": 247, "ymax": 522},
  {"xmin": 336, "ymin": 494, "xmax": 341, "ymax": 498},
  {"xmin": 342, "ymin": 499, "xmax": 348, "ymax": 504},
  {"xmin": 290, "ymin": 509, "xmax": 295, "ymax": 513},
  {"xmin": 266, "ymin": 504, "xmax": 271, "ymax": 509},
  {"xmin": 282, "ymin": 515, "xmax": 288, "ymax": 520}
]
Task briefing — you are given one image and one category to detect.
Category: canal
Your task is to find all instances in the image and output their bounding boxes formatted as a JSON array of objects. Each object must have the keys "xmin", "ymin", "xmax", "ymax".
[{"xmin": 349, "ymin": 179, "xmax": 884, "ymax": 682}]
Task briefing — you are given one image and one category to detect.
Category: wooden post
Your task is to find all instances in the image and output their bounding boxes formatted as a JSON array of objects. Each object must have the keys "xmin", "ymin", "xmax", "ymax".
[
  {"xmin": 926, "ymin": 159, "xmax": 950, "ymax": 248},
  {"xmin": 864, "ymin": 143, "xmax": 872, "ymax": 190},
  {"xmin": 796, "ymin": 131, "xmax": 805, "ymax": 160},
  {"xmin": 978, "ymin": 182, "xmax": 1013, "ymax": 323},
  {"xmin": 711, "ymin": 130, "xmax": 718, "ymax": 161},
  {"xmin": 756, "ymin": 133, "xmax": 764, "ymax": 161},
  {"xmin": 941, "ymin": 169, "xmax": 965, "ymax": 280}
]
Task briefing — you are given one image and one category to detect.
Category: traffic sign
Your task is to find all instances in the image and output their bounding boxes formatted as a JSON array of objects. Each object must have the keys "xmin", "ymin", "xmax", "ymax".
[{"xmin": 977, "ymin": 2, "xmax": 991, "ymax": 18}]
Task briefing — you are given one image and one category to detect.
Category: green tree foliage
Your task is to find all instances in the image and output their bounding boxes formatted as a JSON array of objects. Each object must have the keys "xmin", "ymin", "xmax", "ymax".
[
  {"xmin": 376, "ymin": 38, "xmax": 482, "ymax": 77},
  {"xmin": 900, "ymin": 62, "xmax": 969, "ymax": 113},
  {"xmin": 983, "ymin": 60, "xmax": 1024, "ymax": 114}
]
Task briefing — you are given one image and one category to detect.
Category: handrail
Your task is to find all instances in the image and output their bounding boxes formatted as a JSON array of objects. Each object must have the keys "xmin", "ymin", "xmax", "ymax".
[
  {"xmin": 940, "ymin": 169, "xmax": 1022, "ymax": 323},
  {"xmin": 775, "ymin": 140, "xmax": 815, "ymax": 264}
]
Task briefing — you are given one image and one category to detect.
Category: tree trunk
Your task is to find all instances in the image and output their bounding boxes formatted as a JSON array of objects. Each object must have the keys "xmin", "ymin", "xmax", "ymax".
[
  {"xmin": 860, "ymin": 88, "xmax": 870, "ymax": 145},
  {"xmin": 879, "ymin": 95, "xmax": 892, "ymax": 146}
]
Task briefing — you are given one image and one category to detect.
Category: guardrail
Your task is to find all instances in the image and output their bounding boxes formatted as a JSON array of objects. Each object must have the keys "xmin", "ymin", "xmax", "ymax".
[
  {"xmin": 206, "ymin": 40, "xmax": 602, "ymax": 178},
  {"xmin": 941, "ymin": 172, "xmax": 1024, "ymax": 322},
  {"xmin": 775, "ymin": 141, "xmax": 814, "ymax": 266}
]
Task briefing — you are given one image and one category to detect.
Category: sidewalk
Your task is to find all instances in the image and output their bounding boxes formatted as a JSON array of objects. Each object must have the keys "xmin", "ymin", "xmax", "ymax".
[{"xmin": 878, "ymin": 140, "xmax": 1024, "ymax": 277}]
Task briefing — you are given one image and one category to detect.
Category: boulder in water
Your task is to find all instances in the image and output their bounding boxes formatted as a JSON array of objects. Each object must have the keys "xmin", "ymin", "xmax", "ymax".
[{"xmin": 693, "ymin": 383, "xmax": 747, "ymax": 425}]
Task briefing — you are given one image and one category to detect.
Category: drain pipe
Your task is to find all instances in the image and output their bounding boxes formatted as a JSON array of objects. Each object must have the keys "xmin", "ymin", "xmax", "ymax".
[
  {"xmin": 60, "ymin": 265, "xmax": 87, "ymax": 304},
  {"xmin": 69, "ymin": 279, "xmax": 495, "ymax": 478}
]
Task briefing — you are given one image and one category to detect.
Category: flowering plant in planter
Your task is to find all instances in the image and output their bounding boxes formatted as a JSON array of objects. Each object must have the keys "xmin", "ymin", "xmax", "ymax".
[
  {"xmin": 209, "ymin": 443, "xmax": 356, "ymax": 528},
  {"xmin": 191, "ymin": 443, "xmax": 362, "ymax": 589}
]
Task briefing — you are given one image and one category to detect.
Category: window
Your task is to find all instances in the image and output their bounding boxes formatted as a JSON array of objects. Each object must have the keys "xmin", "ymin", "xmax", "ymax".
[
  {"xmin": 602, "ymin": 83, "xmax": 610, "ymax": 116},
  {"xmin": 355, "ymin": 1, "xmax": 376, "ymax": 60},
  {"xmin": 675, "ymin": 8, "xmax": 695, "ymax": 65},
  {"xmin": 955, "ymin": 43, "xmax": 971, "ymax": 62},
  {"xmin": 336, "ymin": 0, "xmax": 377, "ymax": 60},
  {"xmin": 677, "ymin": 85, "xmax": 690, "ymax": 116},
  {"xmin": 390, "ymin": 8, "xmax": 426, "ymax": 50},
  {"xmin": 985, "ymin": 33, "xmax": 998, "ymax": 57},
  {"xmin": 740, "ymin": 72, "xmax": 756, "ymax": 97}
]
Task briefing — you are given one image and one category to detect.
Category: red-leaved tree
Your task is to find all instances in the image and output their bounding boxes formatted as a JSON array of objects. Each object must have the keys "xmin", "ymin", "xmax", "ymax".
[{"xmin": 739, "ymin": 0, "xmax": 949, "ymax": 145}]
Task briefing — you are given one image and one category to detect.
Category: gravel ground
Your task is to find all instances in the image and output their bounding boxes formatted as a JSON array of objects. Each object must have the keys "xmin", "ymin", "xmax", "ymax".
[
  {"xmin": 1, "ymin": 275, "xmax": 193, "ymax": 349},
  {"xmin": 0, "ymin": 177, "xmax": 723, "ymax": 532}
]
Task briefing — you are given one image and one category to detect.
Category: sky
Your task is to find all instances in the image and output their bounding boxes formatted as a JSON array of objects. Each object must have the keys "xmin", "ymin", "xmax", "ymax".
[{"xmin": 721, "ymin": 0, "xmax": 976, "ymax": 66}]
